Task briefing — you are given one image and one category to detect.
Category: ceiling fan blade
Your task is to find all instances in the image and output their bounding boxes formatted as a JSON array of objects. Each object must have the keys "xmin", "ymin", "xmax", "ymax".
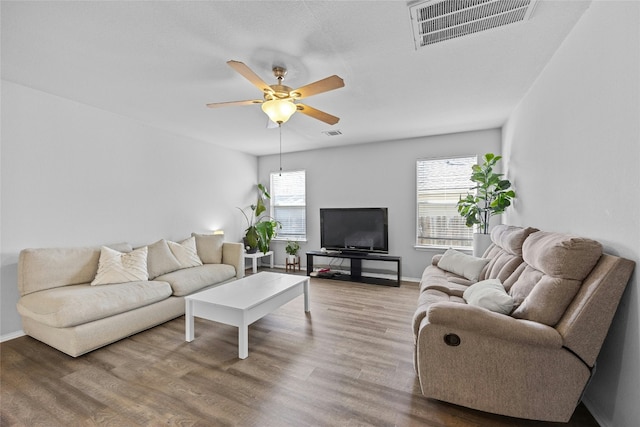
[
  {"xmin": 206, "ymin": 99, "xmax": 263, "ymax": 108},
  {"xmin": 293, "ymin": 75, "xmax": 345, "ymax": 99},
  {"xmin": 296, "ymin": 104, "xmax": 340, "ymax": 125},
  {"xmin": 227, "ymin": 60, "xmax": 273, "ymax": 94}
]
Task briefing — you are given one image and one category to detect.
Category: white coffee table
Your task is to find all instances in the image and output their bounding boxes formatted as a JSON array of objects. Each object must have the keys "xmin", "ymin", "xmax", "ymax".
[{"xmin": 185, "ymin": 272, "xmax": 310, "ymax": 359}]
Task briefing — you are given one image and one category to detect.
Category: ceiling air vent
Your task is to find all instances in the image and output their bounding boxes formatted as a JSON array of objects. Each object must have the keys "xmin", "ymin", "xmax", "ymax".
[
  {"xmin": 409, "ymin": 0, "xmax": 538, "ymax": 49},
  {"xmin": 323, "ymin": 130, "xmax": 343, "ymax": 136}
]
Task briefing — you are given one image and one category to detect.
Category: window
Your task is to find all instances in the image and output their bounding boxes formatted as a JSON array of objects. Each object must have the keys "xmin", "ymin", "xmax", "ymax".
[
  {"xmin": 270, "ymin": 170, "xmax": 306, "ymax": 240},
  {"xmin": 416, "ymin": 156, "xmax": 476, "ymax": 249}
]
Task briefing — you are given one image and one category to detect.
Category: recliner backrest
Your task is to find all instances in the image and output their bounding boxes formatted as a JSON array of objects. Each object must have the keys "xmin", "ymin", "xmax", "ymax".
[
  {"xmin": 480, "ymin": 225, "xmax": 538, "ymax": 283},
  {"xmin": 508, "ymin": 231, "xmax": 602, "ymax": 326}
]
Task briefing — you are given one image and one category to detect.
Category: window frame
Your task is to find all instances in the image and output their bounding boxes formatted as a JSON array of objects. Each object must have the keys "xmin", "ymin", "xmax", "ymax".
[
  {"xmin": 415, "ymin": 155, "xmax": 477, "ymax": 250},
  {"xmin": 269, "ymin": 169, "xmax": 307, "ymax": 242}
]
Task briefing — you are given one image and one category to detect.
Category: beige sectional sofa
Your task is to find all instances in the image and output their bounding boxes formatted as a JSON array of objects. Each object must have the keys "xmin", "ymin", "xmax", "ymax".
[
  {"xmin": 413, "ymin": 225, "xmax": 635, "ymax": 423},
  {"xmin": 17, "ymin": 233, "xmax": 244, "ymax": 357}
]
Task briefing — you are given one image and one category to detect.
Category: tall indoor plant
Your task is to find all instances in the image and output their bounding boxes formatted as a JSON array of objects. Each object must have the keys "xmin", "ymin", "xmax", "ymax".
[
  {"xmin": 238, "ymin": 184, "xmax": 280, "ymax": 254},
  {"xmin": 457, "ymin": 153, "xmax": 515, "ymax": 254}
]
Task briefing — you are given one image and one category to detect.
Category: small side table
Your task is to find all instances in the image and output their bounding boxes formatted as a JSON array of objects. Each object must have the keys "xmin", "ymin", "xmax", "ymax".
[
  {"xmin": 244, "ymin": 251, "xmax": 274, "ymax": 274},
  {"xmin": 286, "ymin": 256, "xmax": 300, "ymax": 273}
]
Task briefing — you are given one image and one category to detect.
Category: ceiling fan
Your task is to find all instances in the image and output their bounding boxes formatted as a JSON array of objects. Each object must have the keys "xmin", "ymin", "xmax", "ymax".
[{"xmin": 206, "ymin": 60, "xmax": 345, "ymax": 125}]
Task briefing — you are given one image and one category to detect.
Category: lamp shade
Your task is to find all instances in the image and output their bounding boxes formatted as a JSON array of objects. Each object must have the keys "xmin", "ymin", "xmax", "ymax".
[{"xmin": 261, "ymin": 99, "xmax": 297, "ymax": 124}]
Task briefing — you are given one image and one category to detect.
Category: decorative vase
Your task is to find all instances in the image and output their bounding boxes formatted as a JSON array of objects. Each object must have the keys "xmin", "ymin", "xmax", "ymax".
[{"xmin": 473, "ymin": 233, "xmax": 492, "ymax": 257}]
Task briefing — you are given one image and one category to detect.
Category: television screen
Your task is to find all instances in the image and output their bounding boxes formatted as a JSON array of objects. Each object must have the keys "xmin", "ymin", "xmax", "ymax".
[{"xmin": 320, "ymin": 208, "xmax": 388, "ymax": 253}]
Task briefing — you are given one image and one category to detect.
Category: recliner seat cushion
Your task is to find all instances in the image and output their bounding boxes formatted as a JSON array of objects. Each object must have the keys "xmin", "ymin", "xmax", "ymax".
[
  {"xmin": 419, "ymin": 264, "xmax": 472, "ymax": 295},
  {"xmin": 17, "ymin": 280, "xmax": 172, "ymax": 328}
]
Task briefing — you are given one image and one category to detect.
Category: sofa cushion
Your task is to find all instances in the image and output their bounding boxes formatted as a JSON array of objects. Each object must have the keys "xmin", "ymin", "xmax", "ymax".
[
  {"xmin": 192, "ymin": 233, "xmax": 224, "ymax": 264},
  {"xmin": 489, "ymin": 225, "xmax": 539, "ymax": 256},
  {"xmin": 507, "ymin": 231, "xmax": 603, "ymax": 326},
  {"xmin": 91, "ymin": 246, "xmax": 149, "ymax": 286},
  {"xmin": 155, "ymin": 263, "xmax": 236, "ymax": 296},
  {"xmin": 480, "ymin": 225, "xmax": 537, "ymax": 283},
  {"xmin": 422, "ymin": 282, "xmax": 469, "ymax": 298},
  {"xmin": 147, "ymin": 239, "xmax": 182, "ymax": 279},
  {"xmin": 168, "ymin": 236, "xmax": 203, "ymax": 269},
  {"xmin": 463, "ymin": 279, "xmax": 514, "ymax": 315},
  {"xmin": 18, "ymin": 243, "xmax": 132, "ymax": 296},
  {"xmin": 508, "ymin": 265, "xmax": 544, "ymax": 307},
  {"xmin": 523, "ymin": 231, "xmax": 602, "ymax": 281},
  {"xmin": 437, "ymin": 249, "xmax": 489, "ymax": 281},
  {"xmin": 482, "ymin": 253, "xmax": 526, "ymax": 284},
  {"xmin": 17, "ymin": 280, "xmax": 172, "ymax": 328},
  {"xmin": 510, "ymin": 271, "xmax": 582, "ymax": 326}
]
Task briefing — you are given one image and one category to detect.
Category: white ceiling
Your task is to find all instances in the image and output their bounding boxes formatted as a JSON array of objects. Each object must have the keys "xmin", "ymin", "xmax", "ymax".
[{"xmin": 1, "ymin": 1, "xmax": 591, "ymax": 156}]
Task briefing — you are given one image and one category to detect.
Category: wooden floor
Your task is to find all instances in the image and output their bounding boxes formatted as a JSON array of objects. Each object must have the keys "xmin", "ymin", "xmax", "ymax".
[{"xmin": 1, "ymin": 271, "xmax": 599, "ymax": 427}]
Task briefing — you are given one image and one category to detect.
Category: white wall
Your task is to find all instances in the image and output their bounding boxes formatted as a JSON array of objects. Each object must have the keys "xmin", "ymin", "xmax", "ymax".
[
  {"xmin": 502, "ymin": 2, "xmax": 639, "ymax": 426},
  {"xmin": 258, "ymin": 129, "xmax": 501, "ymax": 279},
  {"xmin": 1, "ymin": 81, "xmax": 257, "ymax": 337}
]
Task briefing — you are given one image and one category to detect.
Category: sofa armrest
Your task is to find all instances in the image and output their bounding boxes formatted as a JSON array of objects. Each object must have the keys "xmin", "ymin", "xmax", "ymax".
[
  {"xmin": 222, "ymin": 242, "xmax": 245, "ymax": 279},
  {"xmin": 426, "ymin": 301, "xmax": 562, "ymax": 348}
]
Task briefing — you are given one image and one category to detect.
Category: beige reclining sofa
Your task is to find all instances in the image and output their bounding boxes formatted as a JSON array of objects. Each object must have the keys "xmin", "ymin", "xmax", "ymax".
[
  {"xmin": 413, "ymin": 225, "xmax": 635, "ymax": 422},
  {"xmin": 17, "ymin": 233, "xmax": 244, "ymax": 357}
]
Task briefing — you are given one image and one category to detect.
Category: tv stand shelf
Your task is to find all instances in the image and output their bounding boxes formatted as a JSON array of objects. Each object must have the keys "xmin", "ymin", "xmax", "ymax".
[{"xmin": 306, "ymin": 251, "xmax": 401, "ymax": 287}]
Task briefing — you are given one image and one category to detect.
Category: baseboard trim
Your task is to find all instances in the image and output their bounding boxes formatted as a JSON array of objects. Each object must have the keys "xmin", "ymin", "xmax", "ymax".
[
  {"xmin": 582, "ymin": 396, "xmax": 610, "ymax": 427},
  {"xmin": 1, "ymin": 330, "xmax": 25, "ymax": 343}
]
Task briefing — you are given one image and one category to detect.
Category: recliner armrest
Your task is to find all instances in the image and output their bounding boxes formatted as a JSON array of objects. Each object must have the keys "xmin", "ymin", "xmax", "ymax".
[{"xmin": 425, "ymin": 301, "xmax": 562, "ymax": 348}]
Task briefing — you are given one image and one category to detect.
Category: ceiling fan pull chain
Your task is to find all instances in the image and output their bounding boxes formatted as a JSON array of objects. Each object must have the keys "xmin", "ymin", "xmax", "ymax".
[{"xmin": 279, "ymin": 123, "xmax": 283, "ymax": 175}]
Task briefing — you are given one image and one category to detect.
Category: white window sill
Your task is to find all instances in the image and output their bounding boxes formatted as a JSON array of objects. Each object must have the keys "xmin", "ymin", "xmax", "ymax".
[{"xmin": 414, "ymin": 245, "xmax": 472, "ymax": 254}]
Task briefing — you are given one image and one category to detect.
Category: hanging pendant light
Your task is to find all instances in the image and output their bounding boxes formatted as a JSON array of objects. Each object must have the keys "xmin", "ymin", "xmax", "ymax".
[{"xmin": 261, "ymin": 99, "xmax": 297, "ymax": 124}]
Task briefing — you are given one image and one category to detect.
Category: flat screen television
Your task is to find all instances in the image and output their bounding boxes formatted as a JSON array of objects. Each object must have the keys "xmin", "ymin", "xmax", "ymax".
[{"xmin": 320, "ymin": 207, "xmax": 389, "ymax": 254}]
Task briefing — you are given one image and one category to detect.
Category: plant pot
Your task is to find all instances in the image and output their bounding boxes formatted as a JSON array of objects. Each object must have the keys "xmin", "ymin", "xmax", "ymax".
[
  {"xmin": 473, "ymin": 233, "xmax": 492, "ymax": 257},
  {"xmin": 287, "ymin": 254, "xmax": 297, "ymax": 263},
  {"xmin": 243, "ymin": 238, "xmax": 258, "ymax": 254}
]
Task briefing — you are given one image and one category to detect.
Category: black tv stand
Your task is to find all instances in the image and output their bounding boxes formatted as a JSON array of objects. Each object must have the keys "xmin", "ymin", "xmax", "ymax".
[{"xmin": 306, "ymin": 251, "xmax": 401, "ymax": 287}]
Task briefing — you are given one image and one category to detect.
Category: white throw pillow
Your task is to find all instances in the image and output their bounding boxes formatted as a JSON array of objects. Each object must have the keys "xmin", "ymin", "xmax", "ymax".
[
  {"xmin": 437, "ymin": 248, "xmax": 490, "ymax": 281},
  {"xmin": 167, "ymin": 236, "xmax": 203, "ymax": 269},
  {"xmin": 91, "ymin": 246, "xmax": 149, "ymax": 286},
  {"xmin": 463, "ymin": 278, "xmax": 514, "ymax": 315}
]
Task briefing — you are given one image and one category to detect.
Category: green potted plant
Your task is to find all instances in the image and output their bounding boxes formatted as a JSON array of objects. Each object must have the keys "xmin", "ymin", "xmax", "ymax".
[
  {"xmin": 238, "ymin": 184, "xmax": 281, "ymax": 254},
  {"xmin": 457, "ymin": 153, "xmax": 516, "ymax": 255},
  {"xmin": 285, "ymin": 240, "xmax": 300, "ymax": 263}
]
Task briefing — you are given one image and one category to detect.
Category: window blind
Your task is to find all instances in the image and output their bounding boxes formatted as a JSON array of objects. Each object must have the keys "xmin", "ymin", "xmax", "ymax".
[
  {"xmin": 416, "ymin": 156, "xmax": 476, "ymax": 249},
  {"xmin": 270, "ymin": 170, "xmax": 306, "ymax": 240}
]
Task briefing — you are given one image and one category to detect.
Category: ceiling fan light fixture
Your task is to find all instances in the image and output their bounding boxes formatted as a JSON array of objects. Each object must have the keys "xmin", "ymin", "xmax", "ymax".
[{"xmin": 261, "ymin": 99, "xmax": 296, "ymax": 124}]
